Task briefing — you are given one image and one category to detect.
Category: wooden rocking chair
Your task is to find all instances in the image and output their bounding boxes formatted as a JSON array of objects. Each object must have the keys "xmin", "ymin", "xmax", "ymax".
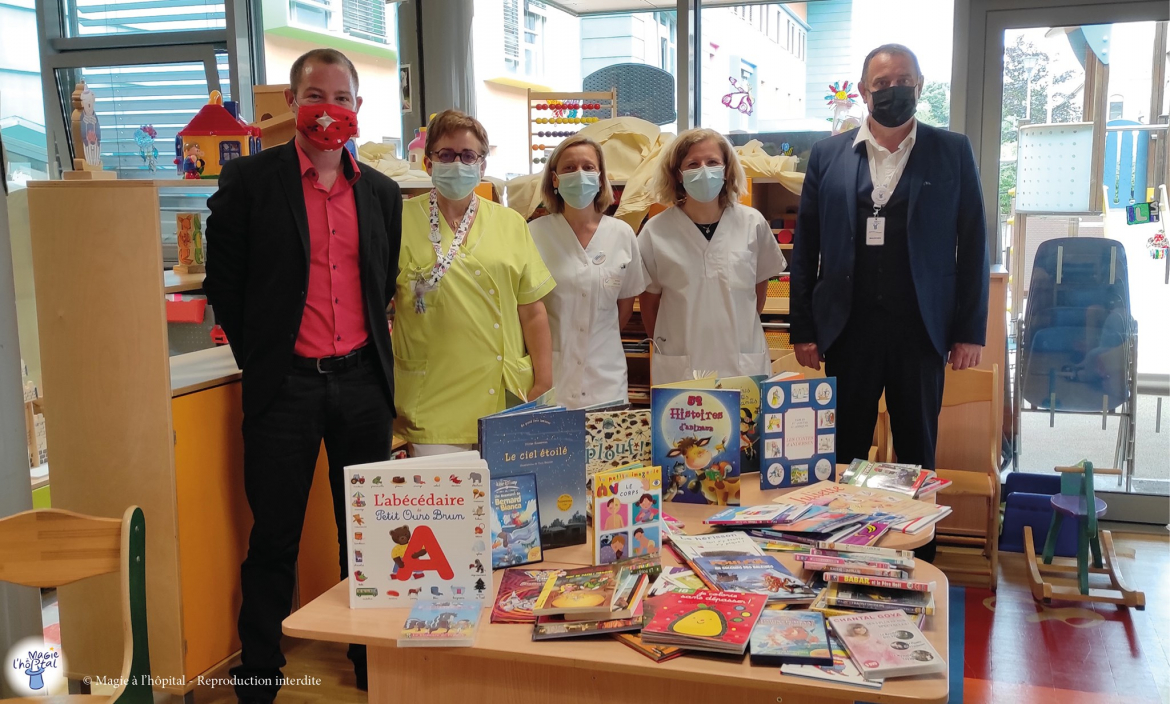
[{"xmin": 1023, "ymin": 462, "xmax": 1145, "ymax": 609}]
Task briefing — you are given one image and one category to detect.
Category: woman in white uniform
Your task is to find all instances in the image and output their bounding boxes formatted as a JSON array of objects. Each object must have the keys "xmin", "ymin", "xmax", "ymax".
[
  {"xmin": 639, "ymin": 128, "xmax": 786, "ymax": 383},
  {"xmin": 529, "ymin": 136, "xmax": 647, "ymax": 408}
]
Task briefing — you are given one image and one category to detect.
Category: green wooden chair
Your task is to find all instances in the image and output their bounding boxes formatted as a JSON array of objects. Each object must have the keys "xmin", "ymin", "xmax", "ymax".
[
  {"xmin": 1023, "ymin": 462, "xmax": 1145, "ymax": 608},
  {"xmin": 0, "ymin": 507, "xmax": 153, "ymax": 702}
]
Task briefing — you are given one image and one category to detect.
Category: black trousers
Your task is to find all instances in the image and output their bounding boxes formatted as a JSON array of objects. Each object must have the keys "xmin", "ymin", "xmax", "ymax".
[
  {"xmin": 231, "ymin": 355, "xmax": 392, "ymax": 702},
  {"xmin": 825, "ymin": 311, "xmax": 946, "ymax": 470}
]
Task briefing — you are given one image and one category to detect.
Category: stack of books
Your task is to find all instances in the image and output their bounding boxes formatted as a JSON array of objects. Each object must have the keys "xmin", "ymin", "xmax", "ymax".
[
  {"xmin": 772, "ymin": 482, "xmax": 952, "ymax": 536},
  {"xmin": 840, "ymin": 460, "xmax": 952, "ymax": 498},
  {"xmin": 665, "ymin": 532, "xmax": 817, "ymax": 605},
  {"xmin": 529, "ymin": 557, "xmax": 660, "ymax": 640}
]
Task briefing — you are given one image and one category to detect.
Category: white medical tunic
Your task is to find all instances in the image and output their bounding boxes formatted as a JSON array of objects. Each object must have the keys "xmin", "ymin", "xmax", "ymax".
[
  {"xmin": 530, "ymin": 213, "xmax": 648, "ymax": 408},
  {"xmin": 638, "ymin": 203, "xmax": 786, "ymax": 383}
]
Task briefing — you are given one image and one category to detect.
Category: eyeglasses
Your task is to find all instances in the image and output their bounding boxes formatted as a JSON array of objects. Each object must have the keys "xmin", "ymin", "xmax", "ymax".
[{"xmin": 430, "ymin": 149, "xmax": 485, "ymax": 165}]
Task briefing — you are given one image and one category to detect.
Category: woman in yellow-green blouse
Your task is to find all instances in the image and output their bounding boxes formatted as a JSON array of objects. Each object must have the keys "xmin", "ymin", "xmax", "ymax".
[{"xmin": 393, "ymin": 110, "xmax": 555, "ymax": 455}]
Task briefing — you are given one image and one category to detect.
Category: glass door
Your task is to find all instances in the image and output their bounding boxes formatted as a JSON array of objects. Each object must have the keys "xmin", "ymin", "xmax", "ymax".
[{"xmin": 993, "ymin": 18, "xmax": 1170, "ymax": 517}]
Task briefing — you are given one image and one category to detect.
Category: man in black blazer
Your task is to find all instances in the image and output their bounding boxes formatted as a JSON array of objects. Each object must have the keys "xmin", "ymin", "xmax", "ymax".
[
  {"xmin": 790, "ymin": 44, "xmax": 990, "ymax": 471},
  {"xmin": 204, "ymin": 48, "xmax": 401, "ymax": 704}
]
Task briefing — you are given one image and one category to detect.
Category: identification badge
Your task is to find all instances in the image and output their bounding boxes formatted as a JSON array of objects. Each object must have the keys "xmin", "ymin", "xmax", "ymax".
[{"xmin": 866, "ymin": 217, "xmax": 886, "ymax": 246}]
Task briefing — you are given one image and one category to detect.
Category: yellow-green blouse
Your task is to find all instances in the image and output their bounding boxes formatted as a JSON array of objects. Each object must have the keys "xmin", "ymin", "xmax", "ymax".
[{"xmin": 393, "ymin": 195, "xmax": 556, "ymax": 444}]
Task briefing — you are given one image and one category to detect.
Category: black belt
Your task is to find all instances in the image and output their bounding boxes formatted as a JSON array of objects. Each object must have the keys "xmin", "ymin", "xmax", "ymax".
[{"xmin": 290, "ymin": 345, "xmax": 376, "ymax": 374}]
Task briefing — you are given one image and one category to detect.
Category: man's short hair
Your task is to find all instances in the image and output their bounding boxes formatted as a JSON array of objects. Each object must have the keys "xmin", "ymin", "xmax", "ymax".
[
  {"xmin": 861, "ymin": 44, "xmax": 922, "ymax": 85},
  {"xmin": 289, "ymin": 49, "xmax": 360, "ymax": 95}
]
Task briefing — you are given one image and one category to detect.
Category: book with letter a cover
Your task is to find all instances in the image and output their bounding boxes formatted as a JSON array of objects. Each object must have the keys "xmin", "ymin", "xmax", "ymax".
[
  {"xmin": 345, "ymin": 452, "xmax": 492, "ymax": 609},
  {"xmin": 759, "ymin": 373, "xmax": 837, "ymax": 490}
]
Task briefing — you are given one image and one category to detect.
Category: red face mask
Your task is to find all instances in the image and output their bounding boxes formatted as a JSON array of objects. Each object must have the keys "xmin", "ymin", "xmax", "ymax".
[{"xmin": 294, "ymin": 102, "xmax": 358, "ymax": 151}]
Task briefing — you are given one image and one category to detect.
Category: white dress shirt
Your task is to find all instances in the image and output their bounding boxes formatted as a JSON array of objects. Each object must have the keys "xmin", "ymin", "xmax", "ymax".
[{"xmin": 853, "ymin": 118, "xmax": 918, "ymax": 196}]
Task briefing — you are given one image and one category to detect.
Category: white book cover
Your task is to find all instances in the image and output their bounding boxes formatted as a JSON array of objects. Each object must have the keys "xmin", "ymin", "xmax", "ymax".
[
  {"xmin": 345, "ymin": 453, "xmax": 493, "ymax": 609},
  {"xmin": 668, "ymin": 530, "xmax": 766, "ymax": 562},
  {"xmin": 828, "ymin": 609, "xmax": 945, "ymax": 680}
]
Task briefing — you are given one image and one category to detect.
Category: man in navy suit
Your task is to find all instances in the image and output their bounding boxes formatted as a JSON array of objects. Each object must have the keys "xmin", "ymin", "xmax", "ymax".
[{"xmin": 790, "ymin": 44, "xmax": 990, "ymax": 470}]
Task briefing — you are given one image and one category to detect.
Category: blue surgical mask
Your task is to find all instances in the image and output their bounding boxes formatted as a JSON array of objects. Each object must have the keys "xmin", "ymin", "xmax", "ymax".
[
  {"xmin": 681, "ymin": 165, "xmax": 726, "ymax": 203},
  {"xmin": 557, "ymin": 170, "xmax": 601, "ymax": 210},
  {"xmin": 431, "ymin": 161, "xmax": 481, "ymax": 200}
]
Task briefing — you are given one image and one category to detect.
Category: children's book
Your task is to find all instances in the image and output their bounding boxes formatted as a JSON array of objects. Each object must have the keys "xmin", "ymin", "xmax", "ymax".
[
  {"xmin": 749, "ymin": 609, "xmax": 834, "ymax": 666},
  {"xmin": 585, "ymin": 409, "xmax": 652, "ymax": 478},
  {"xmin": 491, "ymin": 568, "xmax": 561, "ymax": 624},
  {"xmin": 592, "ymin": 463, "xmax": 663, "ymax": 565},
  {"xmin": 780, "ymin": 633, "xmax": 883, "ymax": 688},
  {"xmin": 758, "ymin": 505, "xmax": 867, "ymax": 535},
  {"xmin": 759, "ymin": 373, "xmax": 838, "ymax": 490},
  {"xmin": 772, "ymin": 482, "xmax": 952, "ymax": 536},
  {"xmin": 649, "ymin": 567, "xmax": 706, "ymax": 596},
  {"xmin": 613, "ymin": 598, "xmax": 684, "ymax": 662},
  {"xmin": 691, "ymin": 555, "xmax": 816, "ymax": 603},
  {"xmin": 641, "ymin": 591, "xmax": 768, "ymax": 654},
  {"xmin": 717, "ymin": 374, "xmax": 767, "ymax": 476},
  {"xmin": 344, "ymin": 453, "xmax": 492, "ymax": 609},
  {"xmin": 797, "ymin": 559, "xmax": 908, "ymax": 580},
  {"xmin": 824, "ymin": 573, "xmax": 936, "ymax": 593},
  {"xmin": 668, "ymin": 531, "xmax": 766, "ymax": 563},
  {"xmin": 825, "ymin": 584, "xmax": 935, "ymax": 615},
  {"xmin": 479, "ymin": 407, "xmax": 587, "ymax": 549},
  {"xmin": 397, "ymin": 601, "xmax": 482, "ymax": 648},
  {"xmin": 828, "ymin": 609, "xmax": 945, "ymax": 680},
  {"xmin": 532, "ymin": 604, "xmax": 645, "ymax": 640},
  {"xmin": 651, "ymin": 378, "xmax": 742, "ymax": 505},
  {"xmin": 811, "ymin": 545, "xmax": 916, "ymax": 568},
  {"xmin": 842, "ymin": 460, "xmax": 933, "ymax": 498},
  {"xmin": 489, "ymin": 474, "xmax": 542, "ymax": 569},
  {"xmin": 532, "ymin": 566, "xmax": 618, "ymax": 619},
  {"xmin": 703, "ymin": 504, "xmax": 807, "ymax": 527},
  {"xmin": 835, "ymin": 520, "xmax": 891, "ymax": 547}
]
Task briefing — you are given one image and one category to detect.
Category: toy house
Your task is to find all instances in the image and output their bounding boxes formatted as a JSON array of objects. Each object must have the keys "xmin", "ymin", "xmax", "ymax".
[
  {"xmin": 251, "ymin": 84, "xmax": 296, "ymax": 151},
  {"xmin": 175, "ymin": 91, "xmax": 261, "ymax": 178}
]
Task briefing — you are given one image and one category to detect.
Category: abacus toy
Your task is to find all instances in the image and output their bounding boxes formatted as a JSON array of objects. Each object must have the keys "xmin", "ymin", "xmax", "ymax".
[{"xmin": 527, "ymin": 89, "xmax": 617, "ymax": 173}]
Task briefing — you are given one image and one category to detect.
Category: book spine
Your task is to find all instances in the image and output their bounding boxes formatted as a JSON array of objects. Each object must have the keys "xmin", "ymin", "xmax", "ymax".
[
  {"xmin": 825, "ymin": 595, "xmax": 928, "ymax": 614},
  {"xmin": 801, "ymin": 561, "xmax": 908, "ymax": 578},
  {"xmin": 823, "ymin": 572, "xmax": 935, "ymax": 592},
  {"xmin": 795, "ymin": 554, "xmax": 898, "ymax": 569},
  {"xmin": 814, "ymin": 544, "xmax": 915, "ymax": 562}
]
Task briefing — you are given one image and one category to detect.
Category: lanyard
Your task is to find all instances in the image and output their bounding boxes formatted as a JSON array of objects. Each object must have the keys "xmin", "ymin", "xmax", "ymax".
[
  {"xmin": 413, "ymin": 189, "xmax": 478, "ymax": 313},
  {"xmin": 870, "ymin": 141, "xmax": 912, "ymax": 217}
]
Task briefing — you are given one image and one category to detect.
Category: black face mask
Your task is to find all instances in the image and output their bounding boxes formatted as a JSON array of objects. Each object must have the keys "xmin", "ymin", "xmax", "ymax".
[{"xmin": 868, "ymin": 85, "xmax": 918, "ymax": 128}]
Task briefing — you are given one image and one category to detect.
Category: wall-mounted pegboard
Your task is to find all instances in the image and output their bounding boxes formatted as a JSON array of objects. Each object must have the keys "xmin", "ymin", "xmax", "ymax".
[{"xmin": 1015, "ymin": 122, "xmax": 1095, "ymax": 214}]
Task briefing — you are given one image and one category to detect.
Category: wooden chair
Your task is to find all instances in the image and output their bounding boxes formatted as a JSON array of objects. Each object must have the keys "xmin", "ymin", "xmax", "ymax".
[
  {"xmin": 0, "ymin": 507, "xmax": 151, "ymax": 703},
  {"xmin": 770, "ymin": 353, "xmax": 887, "ymax": 463},
  {"xmin": 1023, "ymin": 462, "xmax": 1145, "ymax": 608},
  {"xmin": 879, "ymin": 366, "xmax": 1001, "ymax": 589}
]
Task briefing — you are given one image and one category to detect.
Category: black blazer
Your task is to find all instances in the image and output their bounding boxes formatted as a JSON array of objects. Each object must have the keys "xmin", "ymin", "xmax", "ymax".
[
  {"xmin": 789, "ymin": 123, "xmax": 990, "ymax": 357},
  {"xmin": 204, "ymin": 140, "xmax": 402, "ymax": 416}
]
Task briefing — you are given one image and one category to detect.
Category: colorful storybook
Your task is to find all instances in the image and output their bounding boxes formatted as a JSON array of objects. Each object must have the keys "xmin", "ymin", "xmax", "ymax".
[
  {"xmin": 828, "ymin": 609, "xmax": 945, "ymax": 680},
  {"xmin": 533, "ymin": 603, "xmax": 645, "ymax": 640},
  {"xmin": 532, "ymin": 565, "xmax": 618, "ymax": 619},
  {"xmin": 489, "ymin": 474, "xmax": 542, "ymax": 569},
  {"xmin": 479, "ymin": 407, "xmax": 587, "ymax": 549},
  {"xmin": 717, "ymin": 375, "xmax": 767, "ymax": 476},
  {"xmin": 491, "ymin": 568, "xmax": 561, "ymax": 624},
  {"xmin": 759, "ymin": 372, "xmax": 838, "ymax": 489},
  {"xmin": 780, "ymin": 633, "xmax": 883, "ymax": 689},
  {"xmin": 344, "ymin": 452, "xmax": 492, "ymax": 609},
  {"xmin": 651, "ymin": 377, "xmax": 742, "ymax": 505},
  {"xmin": 691, "ymin": 554, "xmax": 816, "ymax": 603},
  {"xmin": 825, "ymin": 583, "xmax": 935, "ymax": 615},
  {"xmin": 773, "ymin": 482, "xmax": 952, "ymax": 536},
  {"xmin": 749, "ymin": 609, "xmax": 834, "ymax": 666},
  {"xmin": 585, "ymin": 409, "xmax": 652, "ymax": 478},
  {"xmin": 398, "ymin": 600, "xmax": 482, "ymax": 648},
  {"xmin": 641, "ymin": 590, "xmax": 767, "ymax": 654},
  {"xmin": 592, "ymin": 463, "xmax": 663, "ymax": 565}
]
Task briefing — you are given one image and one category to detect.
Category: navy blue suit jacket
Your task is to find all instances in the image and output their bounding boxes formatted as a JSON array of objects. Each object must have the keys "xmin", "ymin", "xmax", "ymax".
[{"xmin": 789, "ymin": 122, "xmax": 990, "ymax": 358}]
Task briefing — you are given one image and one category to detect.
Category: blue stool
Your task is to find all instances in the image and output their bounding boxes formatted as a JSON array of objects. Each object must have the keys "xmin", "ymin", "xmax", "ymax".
[{"xmin": 1023, "ymin": 461, "xmax": 1145, "ymax": 608}]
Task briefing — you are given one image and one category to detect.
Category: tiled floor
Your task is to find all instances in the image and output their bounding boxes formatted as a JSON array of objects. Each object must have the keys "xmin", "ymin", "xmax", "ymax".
[{"xmin": 41, "ymin": 532, "xmax": 1169, "ymax": 703}]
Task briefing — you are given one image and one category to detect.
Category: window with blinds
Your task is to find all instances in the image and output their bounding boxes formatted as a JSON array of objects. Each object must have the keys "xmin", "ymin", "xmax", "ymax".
[
  {"xmin": 63, "ymin": 0, "xmax": 225, "ymax": 36},
  {"xmin": 342, "ymin": 0, "xmax": 387, "ymax": 44},
  {"xmin": 504, "ymin": 0, "xmax": 520, "ymax": 72}
]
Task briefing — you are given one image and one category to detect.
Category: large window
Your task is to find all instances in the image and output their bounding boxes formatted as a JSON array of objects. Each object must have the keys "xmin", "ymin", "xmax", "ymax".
[
  {"xmin": 700, "ymin": 2, "xmax": 953, "ymax": 137},
  {"xmin": 261, "ymin": 0, "xmax": 401, "ymax": 152},
  {"xmin": 62, "ymin": 0, "xmax": 226, "ymax": 36},
  {"xmin": 1, "ymin": 0, "xmax": 47, "ymax": 186}
]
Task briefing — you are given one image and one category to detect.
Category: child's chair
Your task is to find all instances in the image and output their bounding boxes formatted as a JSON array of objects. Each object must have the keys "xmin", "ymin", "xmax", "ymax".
[{"xmin": 1023, "ymin": 461, "xmax": 1145, "ymax": 609}]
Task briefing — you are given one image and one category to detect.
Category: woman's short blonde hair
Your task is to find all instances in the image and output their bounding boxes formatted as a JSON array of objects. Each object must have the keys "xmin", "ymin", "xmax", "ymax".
[
  {"xmin": 654, "ymin": 128, "xmax": 746, "ymax": 209},
  {"xmin": 425, "ymin": 109, "xmax": 489, "ymax": 156},
  {"xmin": 540, "ymin": 136, "xmax": 615, "ymax": 214}
]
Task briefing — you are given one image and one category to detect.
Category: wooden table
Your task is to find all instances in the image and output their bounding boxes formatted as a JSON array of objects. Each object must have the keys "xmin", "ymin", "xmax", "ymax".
[{"xmin": 285, "ymin": 478, "xmax": 948, "ymax": 704}]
